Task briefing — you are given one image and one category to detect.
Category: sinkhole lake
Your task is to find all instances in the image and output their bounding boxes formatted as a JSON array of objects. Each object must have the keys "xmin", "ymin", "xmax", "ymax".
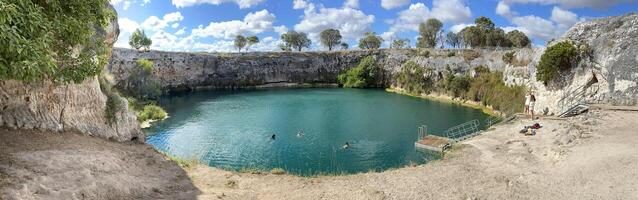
[{"xmin": 146, "ymin": 88, "xmax": 490, "ymax": 175}]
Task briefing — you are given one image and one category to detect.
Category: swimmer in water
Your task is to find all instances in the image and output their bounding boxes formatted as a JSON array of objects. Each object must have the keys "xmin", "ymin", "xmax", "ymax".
[
  {"xmin": 342, "ymin": 142, "xmax": 350, "ymax": 149},
  {"xmin": 271, "ymin": 134, "xmax": 276, "ymax": 140},
  {"xmin": 296, "ymin": 131, "xmax": 304, "ymax": 138}
]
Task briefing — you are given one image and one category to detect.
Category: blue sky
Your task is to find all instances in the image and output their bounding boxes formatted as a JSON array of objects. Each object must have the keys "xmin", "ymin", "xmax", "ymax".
[{"xmin": 110, "ymin": 0, "xmax": 637, "ymax": 52}]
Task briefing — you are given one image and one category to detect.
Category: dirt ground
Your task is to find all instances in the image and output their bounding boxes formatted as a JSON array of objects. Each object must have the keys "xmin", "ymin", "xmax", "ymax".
[{"xmin": 2, "ymin": 109, "xmax": 638, "ymax": 199}]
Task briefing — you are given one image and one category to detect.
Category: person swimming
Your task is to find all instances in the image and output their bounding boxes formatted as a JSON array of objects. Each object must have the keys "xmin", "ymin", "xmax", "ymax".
[
  {"xmin": 342, "ymin": 142, "xmax": 350, "ymax": 149},
  {"xmin": 271, "ymin": 134, "xmax": 276, "ymax": 140},
  {"xmin": 296, "ymin": 131, "xmax": 304, "ymax": 138}
]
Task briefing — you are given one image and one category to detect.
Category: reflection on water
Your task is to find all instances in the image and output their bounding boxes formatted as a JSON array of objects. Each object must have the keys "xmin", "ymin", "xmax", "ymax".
[{"xmin": 146, "ymin": 88, "xmax": 489, "ymax": 176}]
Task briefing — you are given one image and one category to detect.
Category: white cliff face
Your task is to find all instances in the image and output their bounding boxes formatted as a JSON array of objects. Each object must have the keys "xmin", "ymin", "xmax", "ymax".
[
  {"xmin": 0, "ymin": 5, "xmax": 142, "ymax": 142},
  {"xmin": 106, "ymin": 14, "xmax": 637, "ymax": 117}
]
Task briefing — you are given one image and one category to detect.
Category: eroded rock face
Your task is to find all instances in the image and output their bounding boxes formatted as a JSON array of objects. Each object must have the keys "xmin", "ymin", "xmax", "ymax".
[
  {"xmin": 108, "ymin": 48, "xmax": 523, "ymax": 91},
  {"xmin": 0, "ymin": 4, "xmax": 142, "ymax": 142},
  {"xmin": 108, "ymin": 14, "xmax": 637, "ymax": 116}
]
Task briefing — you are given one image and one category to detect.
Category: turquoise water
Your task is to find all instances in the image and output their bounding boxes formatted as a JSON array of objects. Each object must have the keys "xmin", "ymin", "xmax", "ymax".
[{"xmin": 146, "ymin": 88, "xmax": 490, "ymax": 175}]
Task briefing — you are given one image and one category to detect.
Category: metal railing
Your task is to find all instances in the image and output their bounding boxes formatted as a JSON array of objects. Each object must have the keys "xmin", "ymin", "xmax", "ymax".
[
  {"xmin": 418, "ymin": 125, "xmax": 428, "ymax": 140},
  {"xmin": 444, "ymin": 119, "xmax": 480, "ymax": 143},
  {"xmin": 557, "ymin": 83, "xmax": 600, "ymax": 116}
]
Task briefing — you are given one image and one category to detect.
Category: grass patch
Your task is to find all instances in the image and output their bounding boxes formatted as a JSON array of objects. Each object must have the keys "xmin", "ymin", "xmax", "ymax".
[
  {"xmin": 270, "ymin": 168, "xmax": 286, "ymax": 175},
  {"xmin": 138, "ymin": 105, "xmax": 167, "ymax": 122}
]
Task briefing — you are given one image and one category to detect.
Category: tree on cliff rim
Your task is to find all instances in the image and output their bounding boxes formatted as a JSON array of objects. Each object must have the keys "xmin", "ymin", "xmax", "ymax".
[
  {"xmin": 0, "ymin": 0, "xmax": 113, "ymax": 83},
  {"xmin": 129, "ymin": 28, "xmax": 152, "ymax": 51},
  {"xmin": 281, "ymin": 31, "xmax": 311, "ymax": 52},
  {"xmin": 358, "ymin": 32, "xmax": 383, "ymax": 50},
  {"xmin": 234, "ymin": 35, "xmax": 247, "ymax": 52},
  {"xmin": 320, "ymin": 29, "xmax": 342, "ymax": 51},
  {"xmin": 246, "ymin": 36, "xmax": 259, "ymax": 52},
  {"xmin": 417, "ymin": 18, "xmax": 443, "ymax": 48}
]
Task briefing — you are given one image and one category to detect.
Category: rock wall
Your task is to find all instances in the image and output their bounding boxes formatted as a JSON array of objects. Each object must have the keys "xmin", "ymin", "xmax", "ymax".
[
  {"xmin": 108, "ymin": 48, "xmax": 525, "ymax": 90},
  {"xmin": 0, "ymin": 5, "xmax": 142, "ymax": 142},
  {"xmin": 108, "ymin": 13, "xmax": 638, "ymax": 116}
]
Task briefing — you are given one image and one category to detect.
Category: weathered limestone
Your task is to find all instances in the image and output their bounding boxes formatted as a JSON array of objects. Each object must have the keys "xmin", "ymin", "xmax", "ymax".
[
  {"xmin": 0, "ymin": 5, "xmax": 142, "ymax": 142},
  {"xmin": 108, "ymin": 48, "xmax": 522, "ymax": 90},
  {"xmin": 107, "ymin": 14, "xmax": 637, "ymax": 116}
]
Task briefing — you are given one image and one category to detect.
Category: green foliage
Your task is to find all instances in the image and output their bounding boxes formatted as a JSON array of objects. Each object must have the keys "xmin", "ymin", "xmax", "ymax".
[
  {"xmin": 281, "ymin": 31, "xmax": 311, "ymax": 51},
  {"xmin": 475, "ymin": 16, "xmax": 495, "ymax": 31},
  {"xmin": 391, "ymin": 39, "xmax": 409, "ymax": 49},
  {"xmin": 417, "ymin": 18, "xmax": 443, "ymax": 48},
  {"xmin": 486, "ymin": 28, "xmax": 507, "ymax": 47},
  {"xmin": 138, "ymin": 104, "xmax": 167, "ymax": 122},
  {"xmin": 446, "ymin": 75, "xmax": 472, "ymax": 98},
  {"xmin": 320, "ymin": 29, "xmax": 342, "ymax": 51},
  {"xmin": 358, "ymin": 32, "xmax": 383, "ymax": 50},
  {"xmin": 460, "ymin": 26, "xmax": 484, "ymax": 48},
  {"xmin": 234, "ymin": 35, "xmax": 247, "ymax": 52},
  {"xmin": 506, "ymin": 30, "xmax": 531, "ymax": 48},
  {"xmin": 394, "ymin": 61, "xmax": 434, "ymax": 94},
  {"xmin": 536, "ymin": 41, "xmax": 577, "ymax": 84},
  {"xmin": 129, "ymin": 28, "xmax": 152, "ymax": 51},
  {"xmin": 466, "ymin": 68, "xmax": 526, "ymax": 114},
  {"xmin": 445, "ymin": 32, "xmax": 461, "ymax": 48},
  {"xmin": 0, "ymin": 0, "xmax": 113, "ymax": 83},
  {"xmin": 99, "ymin": 75, "xmax": 122, "ymax": 126},
  {"xmin": 137, "ymin": 59, "xmax": 153, "ymax": 72},
  {"xmin": 119, "ymin": 59, "xmax": 161, "ymax": 100},
  {"xmin": 447, "ymin": 52, "xmax": 456, "ymax": 57},
  {"xmin": 338, "ymin": 56, "xmax": 377, "ymax": 88},
  {"xmin": 502, "ymin": 51, "xmax": 515, "ymax": 64},
  {"xmin": 246, "ymin": 36, "xmax": 259, "ymax": 51},
  {"xmin": 340, "ymin": 42, "xmax": 349, "ymax": 50}
]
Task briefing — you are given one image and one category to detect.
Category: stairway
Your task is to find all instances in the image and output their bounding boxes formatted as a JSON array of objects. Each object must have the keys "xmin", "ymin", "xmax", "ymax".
[{"xmin": 558, "ymin": 103, "xmax": 590, "ymax": 118}]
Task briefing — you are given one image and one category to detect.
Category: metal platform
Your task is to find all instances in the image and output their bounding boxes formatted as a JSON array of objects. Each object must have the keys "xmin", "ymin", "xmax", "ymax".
[{"xmin": 415, "ymin": 135, "xmax": 450, "ymax": 152}]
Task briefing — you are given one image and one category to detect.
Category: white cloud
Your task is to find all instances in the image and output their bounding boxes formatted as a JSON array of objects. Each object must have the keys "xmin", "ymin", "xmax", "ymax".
[
  {"xmin": 430, "ymin": 0, "xmax": 472, "ymax": 24},
  {"xmin": 171, "ymin": 0, "xmax": 265, "ymax": 8},
  {"xmin": 386, "ymin": 1, "xmax": 472, "ymax": 33},
  {"xmin": 150, "ymin": 31, "xmax": 196, "ymax": 51},
  {"xmin": 496, "ymin": 1, "xmax": 585, "ymax": 42},
  {"xmin": 450, "ymin": 23, "xmax": 474, "ymax": 33},
  {"xmin": 123, "ymin": 1, "xmax": 132, "ymax": 10},
  {"xmin": 141, "ymin": 12, "xmax": 184, "ymax": 31},
  {"xmin": 496, "ymin": 1, "xmax": 516, "ymax": 19},
  {"xmin": 175, "ymin": 27, "xmax": 186, "ymax": 35},
  {"xmin": 502, "ymin": 0, "xmax": 634, "ymax": 9},
  {"xmin": 274, "ymin": 25, "xmax": 288, "ymax": 35},
  {"xmin": 381, "ymin": 0, "xmax": 410, "ymax": 9},
  {"xmin": 511, "ymin": 15, "xmax": 560, "ymax": 41},
  {"xmin": 293, "ymin": 2, "xmax": 375, "ymax": 41},
  {"xmin": 550, "ymin": 6, "xmax": 580, "ymax": 29},
  {"xmin": 142, "ymin": 0, "xmax": 151, "ymax": 6},
  {"xmin": 293, "ymin": 0, "xmax": 311, "ymax": 9},
  {"xmin": 118, "ymin": 18, "xmax": 140, "ymax": 33},
  {"xmin": 192, "ymin": 9, "xmax": 276, "ymax": 39},
  {"xmin": 344, "ymin": 0, "xmax": 359, "ymax": 8},
  {"xmin": 171, "ymin": 23, "xmax": 180, "ymax": 28}
]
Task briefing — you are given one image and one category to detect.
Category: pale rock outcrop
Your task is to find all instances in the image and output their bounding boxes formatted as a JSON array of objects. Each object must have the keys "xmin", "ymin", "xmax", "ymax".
[{"xmin": 0, "ymin": 5, "xmax": 142, "ymax": 142}]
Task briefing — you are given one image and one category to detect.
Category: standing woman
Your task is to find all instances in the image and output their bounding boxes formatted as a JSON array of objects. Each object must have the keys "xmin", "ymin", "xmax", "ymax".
[
  {"xmin": 524, "ymin": 93, "xmax": 531, "ymax": 115},
  {"xmin": 529, "ymin": 93, "xmax": 536, "ymax": 120}
]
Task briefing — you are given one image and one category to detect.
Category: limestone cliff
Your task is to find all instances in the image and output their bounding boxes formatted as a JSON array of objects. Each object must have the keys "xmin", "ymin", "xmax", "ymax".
[
  {"xmin": 0, "ymin": 5, "xmax": 142, "ymax": 142},
  {"xmin": 108, "ymin": 48, "xmax": 524, "ymax": 90},
  {"xmin": 108, "ymin": 13, "xmax": 637, "ymax": 116}
]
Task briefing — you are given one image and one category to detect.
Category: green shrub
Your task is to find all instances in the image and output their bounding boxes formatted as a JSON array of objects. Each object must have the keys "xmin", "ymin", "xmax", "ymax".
[
  {"xmin": 138, "ymin": 105, "xmax": 167, "ymax": 122},
  {"xmin": 0, "ymin": 0, "xmax": 113, "ymax": 83},
  {"xmin": 502, "ymin": 51, "xmax": 515, "ymax": 64},
  {"xmin": 394, "ymin": 61, "xmax": 434, "ymax": 94},
  {"xmin": 105, "ymin": 92, "xmax": 122, "ymax": 126},
  {"xmin": 447, "ymin": 52, "xmax": 456, "ymax": 57},
  {"xmin": 465, "ymin": 69, "xmax": 526, "ymax": 114},
  {"xmin": 536, "ymin": 41, "xmax": 577, "ymax": 84},
  {"xmin": 137, "ymin": 59, "xmax": 154, "ymax": 72},
  {"xmin": 448, "ymin": 76, "xmax": 472, "ymax": 98},
  {"xmin": 338, "ymin": 56, "xmax": 377, "ymax": 88},
  {"xmin": 419, "ymin": 50, "xmax": 430, "ymax": 58}
]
